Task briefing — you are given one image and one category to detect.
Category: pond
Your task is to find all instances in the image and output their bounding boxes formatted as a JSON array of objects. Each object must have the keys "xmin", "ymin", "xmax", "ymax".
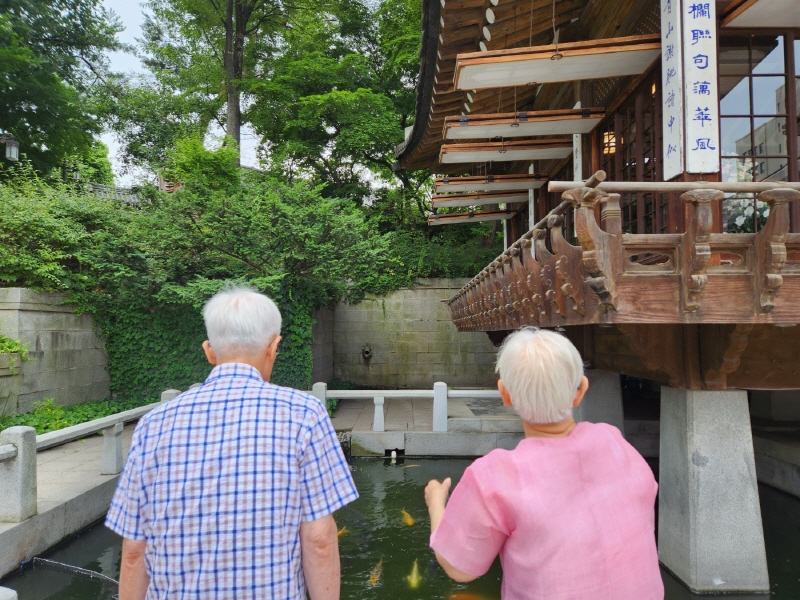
[{"xmin": 2, "ymin": 457, "xmax": 799, "ymax": 599}]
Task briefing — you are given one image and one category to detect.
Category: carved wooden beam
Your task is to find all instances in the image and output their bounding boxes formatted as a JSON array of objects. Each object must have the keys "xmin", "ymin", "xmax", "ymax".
[
  {"xmin": 753, "ymin": 189, "xmax": 797, "ymax": 313},
  {"xmin": 680, "ymin": 190, "xmax": 720, "ymax": 312}
]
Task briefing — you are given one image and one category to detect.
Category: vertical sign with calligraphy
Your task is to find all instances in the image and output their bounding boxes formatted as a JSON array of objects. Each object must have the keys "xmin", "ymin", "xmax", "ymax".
[
  {"xmin": 661, "ymin": 0, "xmax": 683, "ymax": 180},
  {"xmin": 683, "ymin": 1, "xmax": 720, "ymax": 173}
]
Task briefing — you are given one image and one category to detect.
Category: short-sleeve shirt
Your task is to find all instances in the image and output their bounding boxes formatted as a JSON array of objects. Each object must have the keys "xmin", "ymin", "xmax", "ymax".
[
  {"xmin": 430, "ymin": 422, "xmax": 662, "ymax": 600},
  {"xmin": 106, "ymin": 363, "xmax": 358, "ymax": 599}
]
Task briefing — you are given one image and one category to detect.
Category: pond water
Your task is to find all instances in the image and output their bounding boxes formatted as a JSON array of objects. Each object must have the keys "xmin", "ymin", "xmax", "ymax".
[{"xmin": 2, "ymin": 457, "xmax": 799, "ymax": 599}]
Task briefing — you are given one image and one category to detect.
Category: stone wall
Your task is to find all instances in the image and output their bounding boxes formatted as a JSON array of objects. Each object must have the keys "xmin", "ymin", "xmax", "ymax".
[
  {"xmin": 332, "ymin": 279, "xmax": 497, "ymax": 388},
  {"xmin": 0, "ymin": 288, "xmax": 109, "ymax": 414},
  {"xmin": 311, "ymin": 307, "xmax": 334, "ymax": 385}
]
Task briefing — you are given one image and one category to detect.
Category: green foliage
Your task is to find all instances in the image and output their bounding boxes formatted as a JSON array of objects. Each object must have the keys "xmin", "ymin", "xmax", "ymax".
[
  {"xmin": 0, "ymin": 334, "xmax": 26, "ymax": 356},
  {"xmin": 0, "ymin": 0, "xmax": 122, "ymax": 173},
  {"xmin": 0, "ymin": 397, "xmax": 156, "ymax": 434},
  {"xmin": 0, "ymin": 333, "xmax": 29, "ymax": 376}
]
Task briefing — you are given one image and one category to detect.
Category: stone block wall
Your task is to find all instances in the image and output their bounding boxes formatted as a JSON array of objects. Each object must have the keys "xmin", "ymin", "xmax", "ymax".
[
  {"xmin": 331, "ymin": 279, "xmax": 498, "ymax": 388},
  {"xmin": 0, "ymin": 288, "xmax": 110, "ymax": 414},
  {"xmin": 311, "ymin": 307, "xmax": 334, "ymax": 385}
]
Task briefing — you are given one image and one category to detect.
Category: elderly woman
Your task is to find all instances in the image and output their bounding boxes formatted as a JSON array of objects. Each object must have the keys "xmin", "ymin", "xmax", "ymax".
[{"xmin": 424, "ymin": 327, "xmax": 663, "ymax": 600}]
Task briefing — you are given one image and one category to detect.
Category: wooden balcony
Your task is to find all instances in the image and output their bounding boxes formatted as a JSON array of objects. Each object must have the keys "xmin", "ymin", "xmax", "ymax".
[{"xmin": 447, "ymin": 172, "xmax": 800, "ymax": 389}]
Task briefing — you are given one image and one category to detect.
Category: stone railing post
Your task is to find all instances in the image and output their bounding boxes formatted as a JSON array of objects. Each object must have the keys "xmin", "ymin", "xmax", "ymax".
[
  {"xmin": 311, "ymin": 382, "xmax": 327, "ymax": 405},
  {"xmin": 0, "ymin": 426, "xmax": 37, "ymax": 523},
  {"xmin": 100, "ymin": 422, "xmax": 124, "ymax": 475},
  {"xmin": 161, "ymin": 389, "xmax": 181, "ymax": 403},
  {"xmin": 373, "ymin": 397, "xmax": 385, "ymax": 432},
  {"xmin": 433, "ymin": 382, "xmax": 448, "ymax": 432}
]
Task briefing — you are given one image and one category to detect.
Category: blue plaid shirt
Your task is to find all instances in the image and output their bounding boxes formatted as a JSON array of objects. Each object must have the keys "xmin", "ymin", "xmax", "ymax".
[{"xmin": 106, "ymin": 363, "xmax": 358, "ymax": 599}]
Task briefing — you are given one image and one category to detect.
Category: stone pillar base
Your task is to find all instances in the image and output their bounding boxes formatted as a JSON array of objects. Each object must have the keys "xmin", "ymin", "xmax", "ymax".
[
  {"xmin": 574, "ymin": 370, "xmax": 625, "ymax": 433},
  {"xmin": 659, "ymin": 388, "xmax": 769, "ymax": 593}
]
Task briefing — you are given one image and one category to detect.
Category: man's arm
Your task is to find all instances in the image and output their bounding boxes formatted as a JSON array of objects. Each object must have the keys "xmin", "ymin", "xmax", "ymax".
[
  {"xmin": 119, "ymin": 538, "xmax": 150, "ymax": 600},
  {"xmin": 425, "ymin": 478, "xmax": 479, "ymax": 583},
  {"xmin": 300, "ymin": 514, "xmax": 340, "ymax": 600}
]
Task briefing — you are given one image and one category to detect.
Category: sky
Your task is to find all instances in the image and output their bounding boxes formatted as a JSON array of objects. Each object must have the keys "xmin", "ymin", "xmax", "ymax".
[{"xmin": 100, "ymin": 0, "xmax": 260, "ymax": 186}]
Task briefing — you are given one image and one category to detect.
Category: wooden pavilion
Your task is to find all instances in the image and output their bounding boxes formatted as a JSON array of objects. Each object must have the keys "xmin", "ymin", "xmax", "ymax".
[{"xmin": 395, "ymin": 0, "xmax": 800, "ymax": 593}]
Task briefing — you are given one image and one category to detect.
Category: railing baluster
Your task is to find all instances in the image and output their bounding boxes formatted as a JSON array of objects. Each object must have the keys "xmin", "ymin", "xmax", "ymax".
[
  {"xmin": 100, "ymin": 422, "xmax": 124, "ymax": 475},
  {"xmin": 373, "ymin": 397, "xmax": 385, "ymax": 432},
  {"xmin": 433, "ymin": 382, "xmax": 448, "ymax": 432},
  {"xmin": 0, "ymin": 426, "xmax": 36, "ymax": 523}
]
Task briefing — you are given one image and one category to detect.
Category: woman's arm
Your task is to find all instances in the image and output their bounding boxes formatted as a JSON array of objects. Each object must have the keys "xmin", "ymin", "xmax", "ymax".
[{"xmin": 425, "ymin": 478, "xmax": 479, "ymax": 583}]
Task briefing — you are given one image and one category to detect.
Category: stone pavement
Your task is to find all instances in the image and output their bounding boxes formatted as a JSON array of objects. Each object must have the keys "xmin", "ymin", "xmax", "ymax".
[{"xmin": 0, "ymin": 425, "xmax": 135, "ymax": 577}]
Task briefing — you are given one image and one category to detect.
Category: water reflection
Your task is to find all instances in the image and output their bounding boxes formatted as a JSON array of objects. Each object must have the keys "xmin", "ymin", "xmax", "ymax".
[{"xmin": 1, "ymin": 459, "xmax": 798, "ymax": 599}]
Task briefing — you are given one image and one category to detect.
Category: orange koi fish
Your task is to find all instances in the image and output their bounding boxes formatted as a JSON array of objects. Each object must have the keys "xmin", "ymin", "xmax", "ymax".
[{"xmin": 401, "ymin": 509, "xmax": 415, "ymax": 526}]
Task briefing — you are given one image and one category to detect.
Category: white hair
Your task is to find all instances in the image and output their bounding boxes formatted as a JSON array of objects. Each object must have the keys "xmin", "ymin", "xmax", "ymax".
[
  {"xmin": 495, "ymin": 327, "xmax": 584, "ymax": 424},
  {"xmin": 202, "ymin": 285, "xmax": 282, "ymax": 357}
]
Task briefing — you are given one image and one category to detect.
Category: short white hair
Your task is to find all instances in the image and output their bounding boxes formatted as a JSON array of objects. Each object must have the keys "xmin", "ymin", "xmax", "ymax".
[
  {"xmin": 495, "ymin": 327, "xmax": 584, "ymax": 424},
  {"xmin": 202, "ymin": 285, "xmax": 281, "ymax": 357}
]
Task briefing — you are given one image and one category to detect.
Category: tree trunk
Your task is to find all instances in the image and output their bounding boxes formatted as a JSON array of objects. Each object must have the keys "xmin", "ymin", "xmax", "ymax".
[{"xmin": 224, "ymin": 0, "xmax": 241, "ymax": 161}]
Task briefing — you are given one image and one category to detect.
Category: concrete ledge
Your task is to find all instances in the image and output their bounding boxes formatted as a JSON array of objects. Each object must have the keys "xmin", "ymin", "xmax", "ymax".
[
  {"xmin": 0, "ymin": 477, "xmax": 119, "ymax": 578},
  {"xmin": 405, "ymin": 432, "xmax": 498, "ymax": 456},
  {"xmin": 351, "ymin": 432, "xmax": 404, "ymax": 456},
  {"xmin": 348, "ymin": 431, "xmax": 515, "ymax": 457}
]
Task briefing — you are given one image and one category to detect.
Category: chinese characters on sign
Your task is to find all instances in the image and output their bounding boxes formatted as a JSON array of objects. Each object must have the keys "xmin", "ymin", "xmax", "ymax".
[
  {"xmin": 683, "ymin": 1, "xmax": 720, "ymax": 173},
  {"xmin": 661, "ymin": 0, "xmax": 684, "ymax": 180}
]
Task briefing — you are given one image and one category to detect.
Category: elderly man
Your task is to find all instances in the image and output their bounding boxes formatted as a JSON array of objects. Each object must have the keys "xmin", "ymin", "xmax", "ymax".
[
  {"xmin": 107, "ymin": 285, "xmax": 357, "ymax": 599},
  {"xmin": 424, "ymin": 328, "xmax": 662, "ymax": 600}
]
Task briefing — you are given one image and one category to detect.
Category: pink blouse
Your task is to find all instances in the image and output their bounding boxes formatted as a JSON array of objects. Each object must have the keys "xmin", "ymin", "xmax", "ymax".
[{"xmin": 430, "ymin": 422, "xmax": 663, "ymax": 600}]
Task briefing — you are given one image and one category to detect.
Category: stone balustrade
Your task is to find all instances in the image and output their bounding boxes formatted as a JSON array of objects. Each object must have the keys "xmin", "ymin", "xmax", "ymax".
[
  {"xmin": 312, "ymin": 381, "xmax": 501, "ymax": 433},
  {"xmin": 0, "ymin": 388, "xmax": 183, "ymax": 524}
]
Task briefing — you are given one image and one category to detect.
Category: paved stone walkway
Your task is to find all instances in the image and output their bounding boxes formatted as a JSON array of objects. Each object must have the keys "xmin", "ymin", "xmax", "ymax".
[
  {"xmin": 0, "ymin": 425, "xmax": 136, "ymax": 576},
  {"xmin": 34, "ymin": 425, "xmax": 135, "ymax": 514}
]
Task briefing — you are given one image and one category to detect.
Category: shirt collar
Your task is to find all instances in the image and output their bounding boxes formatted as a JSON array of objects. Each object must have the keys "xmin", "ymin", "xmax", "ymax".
[{"xmin": 205, "ymin": 362, "xmax": 264, "ymax": 383}]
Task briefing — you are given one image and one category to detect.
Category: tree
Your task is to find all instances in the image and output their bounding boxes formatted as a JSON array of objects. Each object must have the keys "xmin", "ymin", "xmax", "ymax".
[
  {"xmin": 0, "ymin": 0, "xmax": 122, "ymax": 172},
  {"xmin": 133, "ymin": 0, "xmax": 302, "ymax": 162}
]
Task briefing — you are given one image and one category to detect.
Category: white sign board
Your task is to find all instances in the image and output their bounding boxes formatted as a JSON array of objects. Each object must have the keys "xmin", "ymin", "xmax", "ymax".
[
  {"xmin": 661, "ymin": 0, "xmax": 684, "ymax": 180},
  {"xmin": 682, "ymin": 1, "xmax": 720, "ymax": 173}
]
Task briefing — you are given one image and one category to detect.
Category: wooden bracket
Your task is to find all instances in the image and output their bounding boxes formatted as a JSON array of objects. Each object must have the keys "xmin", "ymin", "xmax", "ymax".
[
  {"xmin": 517, "ymin": 239, "xmax": 540, "ymax": 325},
  {"xmin": 753, "ymin": 189, "xmax": 796, "ymax": 313},
  {"xmin": 528, "ymin": 230, "xmax": 550, "ymax": 322},
  {"xmin": 569, "ymin": 188, "xmax": 622, "ymax": 312},
  {"xmin": 703, "ymin": 323, "xmax": 753, "ymax": 390},
  {"xmin": 617, "ymin": 324, "xmax": 684, "ymax": 388},
  {"xmin": 550, "ymin": 214, "xmax": 587, "ymax": 316},
  {"xmin": 680, "ymin": 190, "xmax": 720, "ymax": 312},
  {"xmin": 538, "ymin": 217, "xmax": 566, "ymax": 319}
]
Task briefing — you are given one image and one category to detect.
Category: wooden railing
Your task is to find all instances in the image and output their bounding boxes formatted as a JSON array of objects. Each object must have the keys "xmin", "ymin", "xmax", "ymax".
[{"xmin": 447, "ymin": 171, "xmax": 800, "ymax": 330}]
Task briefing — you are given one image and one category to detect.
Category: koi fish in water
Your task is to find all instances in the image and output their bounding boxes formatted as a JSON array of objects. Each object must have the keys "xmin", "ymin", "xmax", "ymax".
[
  {"xmin": 401, "ymin": 509, "xmax": 415, "ymax": 526},
  {"xmin": 406, "ymin": 559, "xmax": 422, "ymax": 589},
  {"xmin": 448, "ymin": 594, "xmax": 494, "ymax": 600},
  {"xmin": 337, "ymin": 526, "xmax": 347, "ymax": 537},
  {"xmin": 369, "ymin": 559, "xmax": 383, "ymax": 586}
]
